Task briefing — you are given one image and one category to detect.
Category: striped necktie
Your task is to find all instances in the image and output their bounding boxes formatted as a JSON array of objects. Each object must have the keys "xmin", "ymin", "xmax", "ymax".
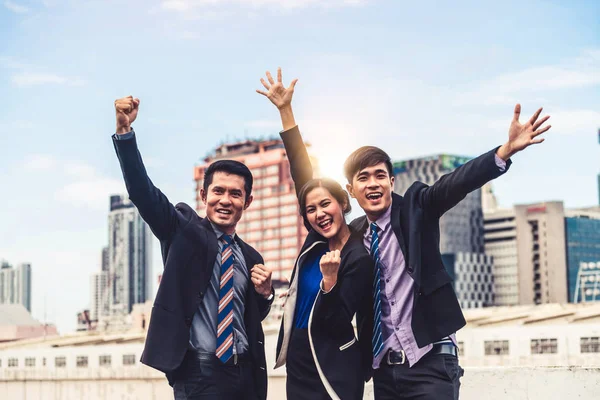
[
  {"xmin": 216, "ymin": 234, "xmax": 235, "ymax": 362},
  {"xmin": 370, "ymin": 222, "xmax": 384, "ymax": 358}
]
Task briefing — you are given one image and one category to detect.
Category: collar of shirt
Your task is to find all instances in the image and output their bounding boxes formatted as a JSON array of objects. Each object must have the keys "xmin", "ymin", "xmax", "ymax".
[
  {"xmin": 208, "ymin": 220, "xmax": 237, "ymax": 243},
  {"xmin": 365, "ymin": 204, "xmax": 392, "ymax": 238}
]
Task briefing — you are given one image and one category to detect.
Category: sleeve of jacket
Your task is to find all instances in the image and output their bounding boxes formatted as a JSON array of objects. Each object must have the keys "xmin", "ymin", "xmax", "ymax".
[
  {"xmin": 417, "ymin": 146, "xmax": 512, "ymax": 217},
  {"xmin": 279, "ymin": 126, "xmax": 314, "ymax": 199},
  {"xmin": 112, "ymin": 133, "xmax": 179, "ymax": 241},
  {"xmin": 312, "ymin": 252, "xmax": 374, "ymax": 338}
]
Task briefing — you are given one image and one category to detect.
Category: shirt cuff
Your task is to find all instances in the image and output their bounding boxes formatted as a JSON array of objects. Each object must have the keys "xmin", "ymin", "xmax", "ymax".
[
  {"xmin": 494, "ymin": 153, "xmax": 507, "ymax": 172},
  {"xmin": 113, "ymin": 129, "xmax": 135, "ymax": 140},
  {"xmin": 320, "ymin": 280, "xmax": 337, "ymax": 294}
]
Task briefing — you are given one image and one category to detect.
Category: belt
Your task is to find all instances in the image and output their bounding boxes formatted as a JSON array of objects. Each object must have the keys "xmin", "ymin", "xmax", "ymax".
[
  {"xmin": 188, "ymin": 351, "xmax": 250, "ymax": 366},
  {"xmin": 384, "ymin": 343, "xmax": 458, "ymax": 366}
]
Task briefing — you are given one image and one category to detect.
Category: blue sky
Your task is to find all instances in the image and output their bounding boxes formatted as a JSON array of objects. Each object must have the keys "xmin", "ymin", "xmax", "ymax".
[{"xmin": 0, "ymin": 0, "xmax": 598, "ymax": 332}]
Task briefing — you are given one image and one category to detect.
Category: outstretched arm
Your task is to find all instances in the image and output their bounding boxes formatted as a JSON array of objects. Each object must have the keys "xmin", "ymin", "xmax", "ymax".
[
  {"xmin": 112, "ymin": 96, "xmax": 179, "ymax": 241},
  {"xmin": 419, "ymin": 104, "xmax": 552, "ymax": 216},
  {"xmin": 256, "ymin": 68, "xmax": 313, "ymax": 199}
]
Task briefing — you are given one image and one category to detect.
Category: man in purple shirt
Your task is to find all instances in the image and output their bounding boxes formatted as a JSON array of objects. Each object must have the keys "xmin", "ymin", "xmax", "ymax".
[{"xmin": 343, "ymin": 103, "xmax": 551, "ymax": 399}]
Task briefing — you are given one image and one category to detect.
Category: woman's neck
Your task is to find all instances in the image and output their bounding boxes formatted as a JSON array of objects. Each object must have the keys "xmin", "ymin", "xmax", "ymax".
[{"xmin": 328, "ymin": 224, "xmax": 351, "ymax": 251}]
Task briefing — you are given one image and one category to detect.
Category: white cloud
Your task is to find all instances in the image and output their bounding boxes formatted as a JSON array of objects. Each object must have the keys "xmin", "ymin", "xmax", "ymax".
[
  {"xmin": 55, "ymin": 177, "xmax": 125, "ymax": 211},
  {"xmin": 4, "ymin": 1, "xmax": 29, "ymax": 13},
  {"xmin": 549, "ymin": 110, "xmax": 600, "ymax": 136},
  {"xmin": 455, "ymin": 49, "xmax": 600, "ymax": 106},
  {"xmin": 23, "ymin": 154, "xmax": 57, "ymax": 170},
  {"xmin": 160, "ymin": 0, "xmax": 367, "ymax": 12},
  {"xmin": 244, "ymin": 119, "xmax": 281, "ymax": 129},
  {"xmin": 12, "ymin": 72, "xmax": 86, "ymax": 87}
]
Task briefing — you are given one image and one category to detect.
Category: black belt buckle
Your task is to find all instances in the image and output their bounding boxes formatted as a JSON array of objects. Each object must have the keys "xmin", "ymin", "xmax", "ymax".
[{"xmin": 387, "ymin": 349, "xmax": 406, "ymax": 365}]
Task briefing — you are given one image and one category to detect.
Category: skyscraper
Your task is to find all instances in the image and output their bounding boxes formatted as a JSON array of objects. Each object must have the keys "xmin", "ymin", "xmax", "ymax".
[
  {"xmin": 107, "ymin": 195, "xmax": 152, "ymax": 315},
  {"xmin": 0, "ymin": 261, "xmax": 32, "ymax": 312},
  {"xmin": 393, "ymin": 154, "xmax": 493, "ymax": 308},
  {"xmin": 484, "ymin": 202, "xmax": 569, "ymax": 305},
  {"xmin": 194, "ymin": 138, "xmax": 316, "ymax": 283},
  {"xmin": 565, "ymin": 207, "xmax": 600, "ymax": 303}
]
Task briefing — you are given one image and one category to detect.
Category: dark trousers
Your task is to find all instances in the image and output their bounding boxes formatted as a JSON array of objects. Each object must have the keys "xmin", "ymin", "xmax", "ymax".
[
  {"xmin": 373, "ymin": 353, "xmax": 464, "ymax": 400},
  {"xmin": 172, "ymin": 351, "xmax": 257, "ymax": 400}
]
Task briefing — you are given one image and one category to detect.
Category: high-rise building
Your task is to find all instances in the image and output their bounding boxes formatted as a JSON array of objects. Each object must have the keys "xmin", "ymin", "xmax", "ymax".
[
  {"xmin": 442, "ymin": 252, "xmax": 494, "ymax": 308},
  {"xmin": 514, "ymin": 202, "xmax": 568, "ymax": 304},
  {"xmin": 0, "ymin": 261, "xmax": 32, "ymax": 312},
  {"xmin": 107, "ymin": 195, "xmax": 152, "ymax": 315},
  {"xmin": 393, "ymin": 154, "xmax": 489, "ymax": 309},
  {"xmin": 194, "ymin": 138, "xmax": 316, "ymax": 283},
  {"xmin": 101, "ymin": 246, "xmax": 109, "ymax": 272},
  {"xmin": 565, "ymin": 207, "xmax": 600, "ymax": 303},
  {"xmin": 90, "ymin": 271, "xmax": 109, "ymax": 321},
  {"xmin": 483, "ymin": 208, "xmax": 519, "ymax": 305},
  {"xmin": 484, "ymin": 202, "xmax": 569, "ymax": 306}
]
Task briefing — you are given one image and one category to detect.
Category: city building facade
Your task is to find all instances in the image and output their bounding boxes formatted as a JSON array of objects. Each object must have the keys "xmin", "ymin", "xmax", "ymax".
[
  {"xmin": 0, "ymin": 261, "xmax": 31, "ymax": 312},
  {"xmin": 107, "ymin": 195, "xmax": 152, "ymax": 315},
  {"xmin": 566, "ymin": 207, "xmax": 600, "ymax": 303}
]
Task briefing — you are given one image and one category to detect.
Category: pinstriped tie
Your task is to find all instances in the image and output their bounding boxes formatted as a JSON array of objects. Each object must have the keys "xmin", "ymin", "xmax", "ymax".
[
  {"xmin": 216, "ymin": 234, "xmax": 235, "ymax": 362},
  {"xmin": 370, "ymin": 222, "xmax": 384, "ymax": 358}
]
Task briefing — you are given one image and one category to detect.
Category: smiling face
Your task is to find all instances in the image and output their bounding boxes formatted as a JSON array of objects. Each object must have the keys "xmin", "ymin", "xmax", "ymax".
[
  {"xmin": 304, "ymin": 186, "xmax": 347, "ymax": 240},
  {"xmin": 347, "ymin": 162, "xmax": 394, "ymax": 221},
  {"xmin": 200, "ymin": 171, "xmax": 252, "ymax": 234}
]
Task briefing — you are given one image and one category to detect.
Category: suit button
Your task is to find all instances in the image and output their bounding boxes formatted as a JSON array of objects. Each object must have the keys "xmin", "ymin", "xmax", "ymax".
[{"xmin": 185, "ymin": 318, "xmax": 192, "ymax": 327}]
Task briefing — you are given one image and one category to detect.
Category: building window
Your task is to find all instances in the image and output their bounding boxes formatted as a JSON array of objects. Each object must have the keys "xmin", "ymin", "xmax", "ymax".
[
  {"xmin": 55, "ymin": 357, "xmax": 66, "ymax": 368},
  {"xmin": 76, "ymin": 356, "xmax": 88, "ymax": 368},
  {"xmin": 457, "ymin": 341, "xmax": 464, "ymax": 357},
  {"xmin": 123, "ymin": 354, "xmax": 136, "ymax": 366},
  {"xmin": 581, "ymin": 337, "xmax": 600, "ymax": 353},
  {"xmin": 99, "ymin": 355, "xmax": 112, "ymax": 367},
  {"xmin": 25, "ymin": 357, "xmax": 36, "ymax": 367},
  {"xmin": 484, "ymin": 340, "xmax": 509, "ymax": 355},
  {"xmin": 8, "ymin": 358, "xmax": 19, "ymax": 367},
  {"xmin": 531, "ymin": 338, "xmax": 558, "ymax": 354},
  {"xmin": 42, "ymin": 357, "xmax": 46, "ymax": 366}
]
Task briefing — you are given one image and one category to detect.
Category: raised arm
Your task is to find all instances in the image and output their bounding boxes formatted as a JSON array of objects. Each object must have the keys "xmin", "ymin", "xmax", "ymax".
[
  {"xmin": 419, "ymin": 103, "xmax": 552, "ymax": 216},
  {"xmin": 112, "ymin": 96, "xmax": 179, "ymax": 241},
  {"xmin": 256, "ymin": 68, "xmax": 313, "ymax": 198}
]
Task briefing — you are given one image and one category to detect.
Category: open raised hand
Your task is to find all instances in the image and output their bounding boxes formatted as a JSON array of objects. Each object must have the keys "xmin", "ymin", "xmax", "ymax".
[
  {"xmin": 256, "ymin": 67, "xmax": 298, "ymax": 110},
  {"xmin": 497, "ymin": 104, "xmax": 552, "ymax": 160}
]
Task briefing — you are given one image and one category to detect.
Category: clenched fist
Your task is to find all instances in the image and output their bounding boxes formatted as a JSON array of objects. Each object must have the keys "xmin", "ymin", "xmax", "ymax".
[
  {"xmin": 320, "ymin": 250, "xmax": 341, "ymax": 292},
  {"xmin": 114, "ymin": 96, "xmax": 140, "ymax": 134},
  {"xmin": 251, "ymin": 263, "xmax": 273, "ymax": 299}
]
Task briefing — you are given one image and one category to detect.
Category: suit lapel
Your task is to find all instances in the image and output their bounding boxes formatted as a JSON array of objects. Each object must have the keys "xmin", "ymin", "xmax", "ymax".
[
  {"xmin": 199, "ymin": 217, "xmax": 218, "ymax": 269},
  {"xmin": 391, "ymin": 193, "xmax": 408, "ymax": 259}
]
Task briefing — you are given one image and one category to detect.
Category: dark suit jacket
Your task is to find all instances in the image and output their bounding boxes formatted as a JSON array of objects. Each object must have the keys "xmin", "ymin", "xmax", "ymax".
[
  {"xmin": 350, "ymin": 147, "xmax": 511, "ymax": 348},
  {"xmin": 113, "ymin": 134, "xmax": 272, "ymax": 399}
]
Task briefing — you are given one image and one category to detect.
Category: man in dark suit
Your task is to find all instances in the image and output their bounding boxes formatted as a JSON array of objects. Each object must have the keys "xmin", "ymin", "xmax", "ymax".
[
  {"xmin": 343, "ymin": 104, "xmax": 551, "ymax": 399},
  {"xmin": 112, "ymin": 96, "xmax": 275, "ymax": 400}
]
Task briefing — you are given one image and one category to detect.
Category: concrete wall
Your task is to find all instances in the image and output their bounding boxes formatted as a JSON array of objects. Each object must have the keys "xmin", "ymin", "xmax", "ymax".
[{"xmin": 1, "ymin": 366, "xmax": 599, "ymax": 399}]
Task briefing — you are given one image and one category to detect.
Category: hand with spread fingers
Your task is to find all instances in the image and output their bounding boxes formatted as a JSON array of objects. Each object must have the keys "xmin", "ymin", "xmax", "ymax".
[
  {"xmin": 496, "ymin": 104, "xmax": 552, "ymax": 161},
  {"xmin": 256, "ymin": 67, "xmax": 298, "ymax": 131},
  {"xmin": 251, "ymin": 263, "xmax": 273, "ymax": 299},
  {"xmin": 320, "ymin": 250, "xmax": 341, "ymax": 292},
  {"xmin": 114, "ymin": 95, "xmax": 140, "ymax": 134}
]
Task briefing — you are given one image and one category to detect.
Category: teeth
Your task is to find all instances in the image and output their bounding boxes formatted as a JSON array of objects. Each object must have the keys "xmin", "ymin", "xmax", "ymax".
[{"xmin": 318, "ymin": 219, "xmax": 332, "ymax": 228}]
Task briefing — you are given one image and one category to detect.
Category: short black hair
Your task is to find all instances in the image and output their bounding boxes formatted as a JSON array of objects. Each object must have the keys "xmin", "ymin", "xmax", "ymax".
[
  {"xmin": 343, "ymin": 146, "xmax": 393, "ymax": 183},
  {"xmin": 203, "ymin": 160, "xmax": 253, "ymax": 202}
]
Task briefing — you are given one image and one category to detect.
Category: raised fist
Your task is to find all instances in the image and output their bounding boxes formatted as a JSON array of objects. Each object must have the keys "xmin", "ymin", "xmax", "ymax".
[
  {"xmin": 320, "ymin": 250, "xmax": 341, "ymax": 291},
  {"xmin": 114, "ymin": 96, "xmax": 140, "ymax": 134}
]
